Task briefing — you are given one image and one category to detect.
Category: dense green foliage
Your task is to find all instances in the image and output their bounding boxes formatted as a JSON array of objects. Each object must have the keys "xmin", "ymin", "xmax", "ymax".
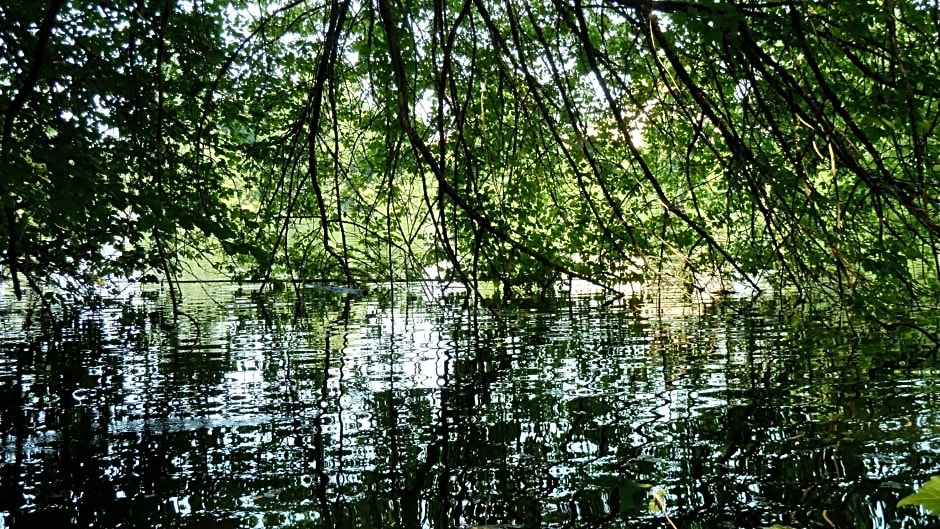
[{"xmin": 2, "ymin": 1, "xmax": 940, "ymax": 320}]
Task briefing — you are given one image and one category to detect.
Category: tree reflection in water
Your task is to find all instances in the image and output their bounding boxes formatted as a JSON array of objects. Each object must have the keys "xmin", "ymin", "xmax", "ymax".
[{"xmin": 0, "ymin": 283, "xmax": 937, "ymax": 528}]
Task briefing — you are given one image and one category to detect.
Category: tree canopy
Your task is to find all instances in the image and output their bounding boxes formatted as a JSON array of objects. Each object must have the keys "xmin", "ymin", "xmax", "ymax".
[{"xmin": 2, "ymin": 0, "xmax": 940, "ymax": 322}]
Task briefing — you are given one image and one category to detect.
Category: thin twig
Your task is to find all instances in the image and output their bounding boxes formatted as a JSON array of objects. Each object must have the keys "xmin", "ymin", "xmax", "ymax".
[{"xmin": 651, "ymin": 490, "xmax": 679, "ymax": 529}]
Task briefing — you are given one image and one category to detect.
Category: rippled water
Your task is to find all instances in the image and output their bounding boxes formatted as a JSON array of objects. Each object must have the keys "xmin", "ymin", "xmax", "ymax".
[{"xmin": 1, "ymin": 282, "xmax": 939, "ymax": 528}]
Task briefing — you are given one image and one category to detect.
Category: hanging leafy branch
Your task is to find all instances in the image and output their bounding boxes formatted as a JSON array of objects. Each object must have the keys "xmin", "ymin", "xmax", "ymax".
[
  {"xmin": 3, "ymin": 0, "xmax": 940, "ymax": 328},
  {"xmin": 1, "ymin": 0, "xmax": 67, "ymax": 301}
]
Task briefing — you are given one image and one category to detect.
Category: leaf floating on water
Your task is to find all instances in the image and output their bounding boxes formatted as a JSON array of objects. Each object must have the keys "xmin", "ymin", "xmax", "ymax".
[{"xmin": 898, "ymin": 475, "xmax": 940, "ymax": 515}]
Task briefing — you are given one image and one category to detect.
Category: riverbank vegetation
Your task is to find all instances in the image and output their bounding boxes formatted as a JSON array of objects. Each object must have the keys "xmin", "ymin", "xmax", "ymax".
[{"xmin": 2, "ymin": 1, "xmax": 939, "ymax": 328}]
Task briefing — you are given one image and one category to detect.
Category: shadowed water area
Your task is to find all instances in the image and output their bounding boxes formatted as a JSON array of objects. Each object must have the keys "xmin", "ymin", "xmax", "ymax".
[{"xmin": 1, "ymin": 283, "xmax": 939, "ymax": 528}]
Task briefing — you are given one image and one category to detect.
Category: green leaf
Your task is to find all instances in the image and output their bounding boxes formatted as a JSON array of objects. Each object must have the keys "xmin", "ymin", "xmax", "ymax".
[
  {"xmin": 648, "ymin": 487, "xmax": 667, "ymax": 513},
  {"xmin": 898, "ymin": 476, "xmax": 940, "ymax": 515}
]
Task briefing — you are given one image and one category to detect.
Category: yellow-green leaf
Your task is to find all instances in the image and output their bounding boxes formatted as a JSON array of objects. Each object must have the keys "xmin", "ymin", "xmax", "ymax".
[{"xmin": 898, "ymin": 476, "xmax": 940, "ymax": 515}]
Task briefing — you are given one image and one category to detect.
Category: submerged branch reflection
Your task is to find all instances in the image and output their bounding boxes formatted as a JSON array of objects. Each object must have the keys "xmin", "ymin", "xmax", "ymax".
[{"xmin": 0, "ymin": 283, "xmax": 938, "ymax": 528}]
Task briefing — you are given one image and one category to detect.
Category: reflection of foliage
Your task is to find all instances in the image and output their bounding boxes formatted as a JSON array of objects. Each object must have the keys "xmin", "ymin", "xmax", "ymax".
[{"xmin": 5, "ymin": 285, "xmax": 940, "ymax": 527}]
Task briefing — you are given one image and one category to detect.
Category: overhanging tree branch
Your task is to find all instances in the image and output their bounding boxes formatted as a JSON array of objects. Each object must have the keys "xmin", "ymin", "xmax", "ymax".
[
  {"xmin": 0, "ymin": 0, "xmax": 67, "ymax": 300},
  {"xmin": 378, "ymin": 0, "xmax": 620, "ymax": 299}
]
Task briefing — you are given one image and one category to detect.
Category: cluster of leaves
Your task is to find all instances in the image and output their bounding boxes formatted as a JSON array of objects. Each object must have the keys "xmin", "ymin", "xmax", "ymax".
[
  {"xmin": 0, "ymin": 0, "xmax": 262, "ymax": 310},
  {"xmin": 3, "ymin": 0, "xmax": 940, "ymax": 321}
]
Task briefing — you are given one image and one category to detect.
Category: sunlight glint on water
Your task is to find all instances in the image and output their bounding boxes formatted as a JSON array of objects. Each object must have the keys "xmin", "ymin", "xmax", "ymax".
[{"xmin": 0, "ymin": 282, "xmax": 938, "ymax": 528}]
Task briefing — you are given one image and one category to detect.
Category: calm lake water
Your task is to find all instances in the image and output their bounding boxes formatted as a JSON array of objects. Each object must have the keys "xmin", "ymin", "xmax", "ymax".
[{"xmin": 1, "ymin": 282, "xmax": 939, "ymax": 528}]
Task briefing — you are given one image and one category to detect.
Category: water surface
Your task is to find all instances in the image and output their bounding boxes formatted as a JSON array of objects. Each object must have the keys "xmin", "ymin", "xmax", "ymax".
[{"xmin": 1, "ymin": 283, "xmax": 938, "ymax": 528}]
